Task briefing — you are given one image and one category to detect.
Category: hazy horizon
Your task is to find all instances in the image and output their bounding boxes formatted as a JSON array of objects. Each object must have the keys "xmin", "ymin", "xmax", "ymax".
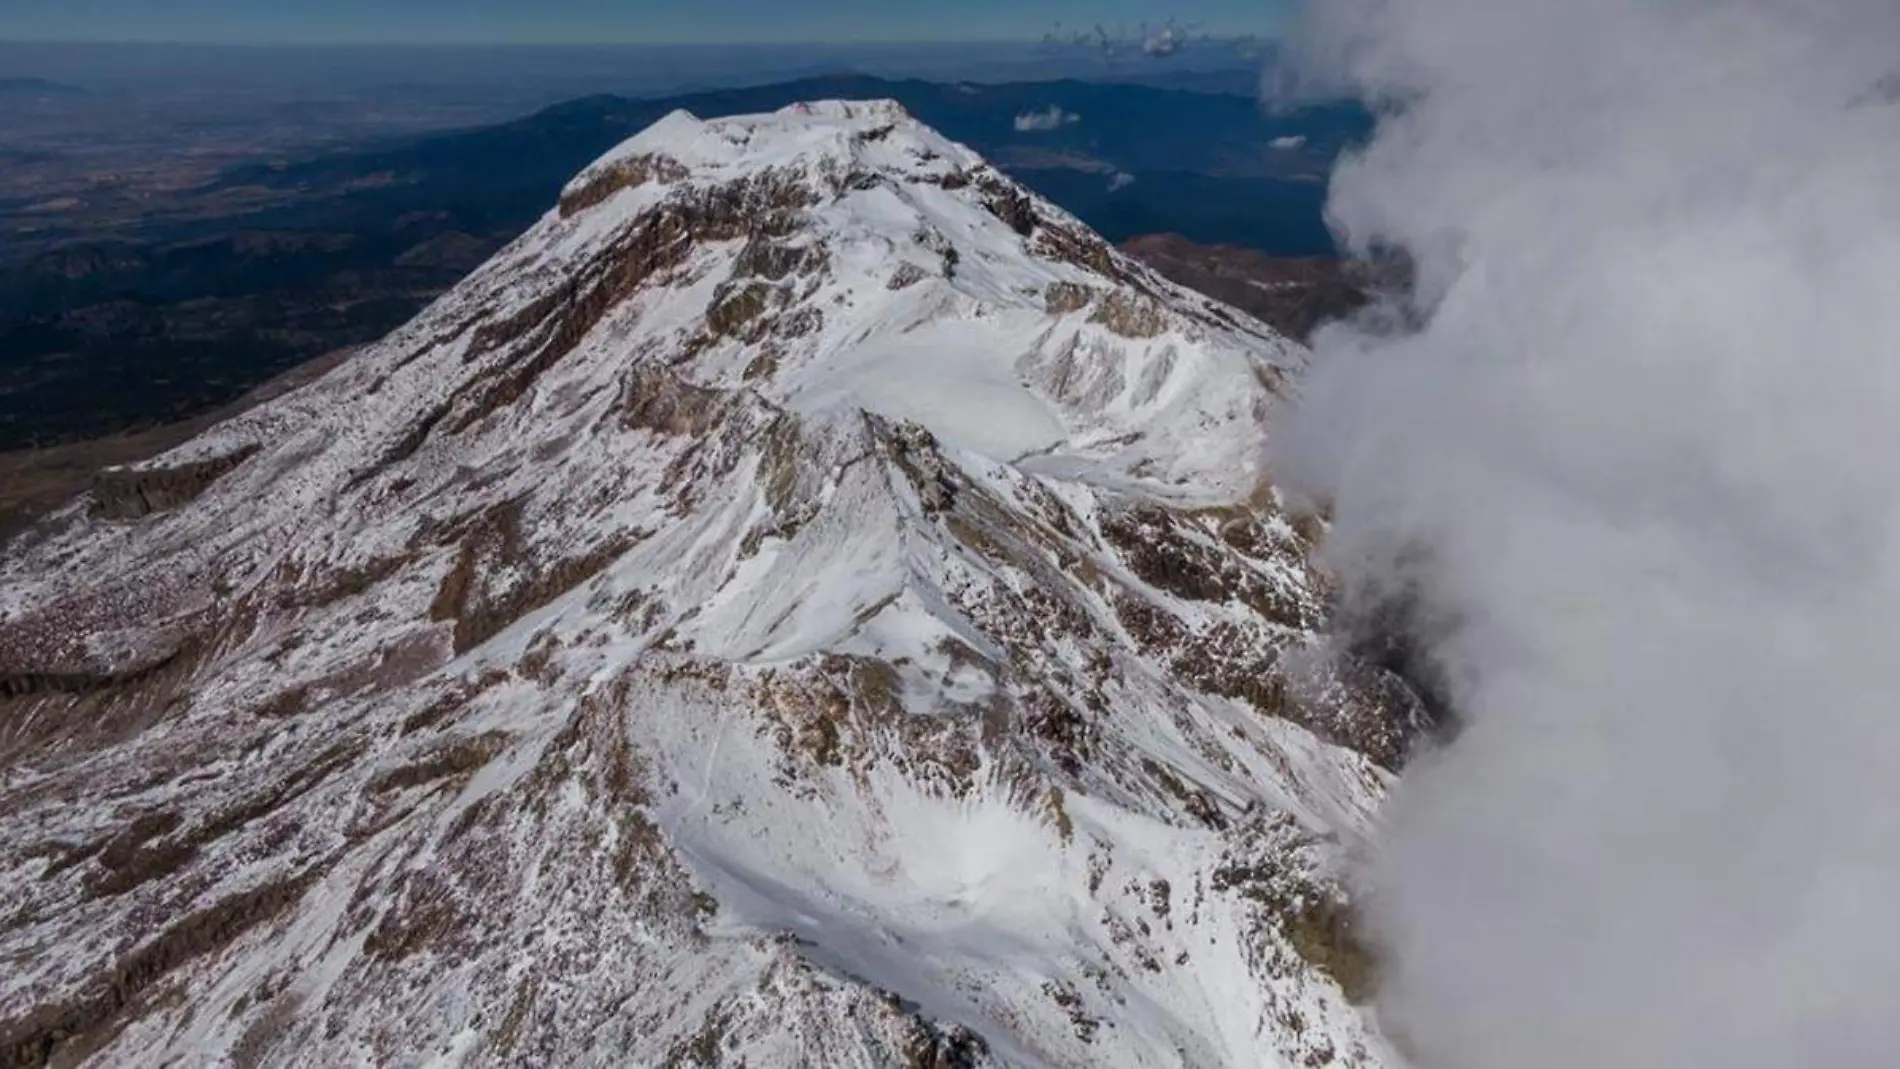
[
  {"xmin": 0, "ymin": 36, "xmax": 1277, "ymax": 109},
  {"xmin": 2, "ymin": 1, "xmax": 1285, "ymax": 47}
]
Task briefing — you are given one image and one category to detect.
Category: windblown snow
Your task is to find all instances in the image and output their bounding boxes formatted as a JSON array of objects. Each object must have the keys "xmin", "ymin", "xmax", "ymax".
[{"xmin": 0, "ymin": 100, "xmax": 1420, "ymax": 1068}]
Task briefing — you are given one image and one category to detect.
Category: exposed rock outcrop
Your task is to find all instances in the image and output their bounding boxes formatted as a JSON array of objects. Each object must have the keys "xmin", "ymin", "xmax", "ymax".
[{"xmin": 90, "ymin": 446, "xmax": 259, "ymax": 520}]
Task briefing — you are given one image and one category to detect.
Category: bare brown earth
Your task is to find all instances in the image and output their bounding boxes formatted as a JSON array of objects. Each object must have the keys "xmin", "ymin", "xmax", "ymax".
[
  {"xmin": 0, "ymin": 348, "xmax": 352, "ymax": 541},
  {"xmin": 1120, "ymin": 232, "xmax": 1380, "ymax": 342}
]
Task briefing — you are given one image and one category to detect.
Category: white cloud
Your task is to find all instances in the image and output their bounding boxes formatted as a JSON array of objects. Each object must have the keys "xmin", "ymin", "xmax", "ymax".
[
  {"xmin": 1107, "ymin": 171, "xmax": 1136, "ymax": 192},
  {"xmin": 1143, "ymin": 25, "xmax": 1185, "ymax": 57},
  {"xmin": 1269, "ymin": 135, "xmax": 1308, "ymax": 151},
  {"xmin": 1012, "ymin": 105, "xmax": 1080, "ymax": 133},
  {"xmin": 1277, "ymin": 1, "xmax": 1900, "ymax": 1066}
]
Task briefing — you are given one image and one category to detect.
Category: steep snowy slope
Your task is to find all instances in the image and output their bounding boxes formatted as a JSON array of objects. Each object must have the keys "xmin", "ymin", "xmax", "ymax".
[{"xmin": 0, "ymin": 100, "xmax": 1421, "ymax": 1068}]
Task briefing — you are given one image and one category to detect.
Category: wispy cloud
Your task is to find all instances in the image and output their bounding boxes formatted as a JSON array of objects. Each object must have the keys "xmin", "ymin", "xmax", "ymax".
[
  {"xmin": 1012, "ymin": 105, "xmax": 1080, "ymax": 133},
  {"xmin": 1142, "ymin": 24, "xmax": 1185, "ymax": 57}
]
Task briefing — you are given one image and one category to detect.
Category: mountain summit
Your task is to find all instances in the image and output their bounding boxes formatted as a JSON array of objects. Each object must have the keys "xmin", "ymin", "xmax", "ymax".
[{"xmin": 1, "ymin": 101, "xmax": 1417, "ymax": 1068}]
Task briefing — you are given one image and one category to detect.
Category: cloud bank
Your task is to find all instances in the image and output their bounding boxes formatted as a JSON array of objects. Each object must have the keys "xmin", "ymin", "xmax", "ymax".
[
  {"xmin": 1275, "ymin": 1, "xmax": 1900, "ymax": 1066},
  {"xmin": 1012, "ymin": 105, "xmax": 1080, "ymax": 132}
]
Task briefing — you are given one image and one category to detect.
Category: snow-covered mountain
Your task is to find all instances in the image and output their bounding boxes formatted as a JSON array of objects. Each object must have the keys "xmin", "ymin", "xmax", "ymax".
[{"xmin": 0, "ymin": 100, "xmax": 1421, "ymax": 1068}]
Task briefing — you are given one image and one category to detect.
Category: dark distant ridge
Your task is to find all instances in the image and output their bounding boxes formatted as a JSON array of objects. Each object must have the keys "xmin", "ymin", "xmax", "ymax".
[
  {"xmin": 218, "ymin": 74, "xmax": 1371, "ymax": 255},
  {"xmin": 0, "ymin": 77, "xmax": 84, "ymax": 95}
]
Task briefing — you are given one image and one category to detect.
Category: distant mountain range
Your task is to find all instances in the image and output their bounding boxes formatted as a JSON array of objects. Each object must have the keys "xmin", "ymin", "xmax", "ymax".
[{"xmin": 220, "ymin": 74, "xmax": 1368, "ymax": 256}]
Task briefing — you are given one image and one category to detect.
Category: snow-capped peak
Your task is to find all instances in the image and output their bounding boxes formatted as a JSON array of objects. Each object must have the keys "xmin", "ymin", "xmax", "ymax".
[
  {"xmin": 573, "ymin": 99, "xmax": 964, "ymax": 185},
  {"xmin": 0, "ymin": 103, "xmax": 1418, "ymax": 1069},
  {"xmin": 542, "ymin": 98, "xmax": 1304, "ymax": 500}
]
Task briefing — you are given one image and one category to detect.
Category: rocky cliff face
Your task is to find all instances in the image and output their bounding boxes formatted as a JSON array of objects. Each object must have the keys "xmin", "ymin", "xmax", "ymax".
[{"xmin": 0, "ymin": 101, "xmax": 1419, "ymax": 1068}]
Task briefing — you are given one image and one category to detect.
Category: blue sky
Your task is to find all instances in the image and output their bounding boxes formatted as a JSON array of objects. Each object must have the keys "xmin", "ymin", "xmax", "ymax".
[{"xmin": 3, "ymin": 0, "xmax": 1287, "ymax": 44}]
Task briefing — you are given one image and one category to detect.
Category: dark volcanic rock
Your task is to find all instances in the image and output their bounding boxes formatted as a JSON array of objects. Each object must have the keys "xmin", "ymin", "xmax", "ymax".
[{"xmin": 90, "ymin": 446, "xmax": 260, "ymax": 521}]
